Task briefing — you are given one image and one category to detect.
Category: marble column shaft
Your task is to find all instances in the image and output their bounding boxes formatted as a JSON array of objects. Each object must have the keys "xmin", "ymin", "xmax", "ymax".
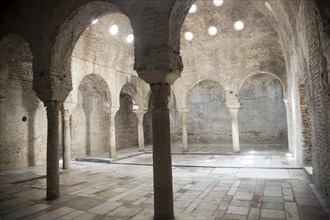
[
  {"xmin": 62, "ymin": 108, "xmax": 71, "ymax": 169},
  {"xmin": 150, "ymin": 83, "xmax": 174, "ymax": 219},
  {"xmin": 45, "ymin": 100, "xmax": 62, "ymax": 200},
  {"xmin": 230, "ymin": 108, "xmax": 240, "ymax": 152},
  {"xmin": 136, "ymin": 112, "xmax": 145, "ymax": 152},
  {"xmin": 109, "ymin": 112, "xmax": 116, "ymax": 158},
  {"xmin": 180, "ymin": 110, "xmax": 188, "ymax": 153}
]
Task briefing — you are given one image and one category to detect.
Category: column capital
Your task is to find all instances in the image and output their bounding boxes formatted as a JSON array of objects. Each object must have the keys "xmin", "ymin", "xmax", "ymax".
[
  {"xmin": 110, "ymin": 107, "xmax": 120, "ymax": 115},
  {"xmin": 134, "ymin": 110, "xmax": 147, "ymax": 115},
  {"xmin": 62, "ymin": 102, "xmax": 76, "ymax": 120},
  {"xmin": 135, "ymin": 110, "xmax": 147, "ymax": 122},
  {"xmin": 228, "ymin": 107, "xmax": 240, "ymax": 117},
  {"xmin": 134, "ymin": 48, "xmax": 183, "ymax": 84}
]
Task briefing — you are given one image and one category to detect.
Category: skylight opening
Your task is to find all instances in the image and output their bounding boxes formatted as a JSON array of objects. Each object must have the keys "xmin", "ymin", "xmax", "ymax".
[
  {"xmin": 109, "ymin": 24, "xmax": 119, "ymax": 35},
  {"xmin": 234, "ymin": 21, "xmax": 244, "ymax": 31},
  {"xmin": 184, "ymin": 32, "xmax": 193, "ymax": 41},
  {"xmin": 208, "ymin": 26, "xmax": 217, "ymax": 36},
  {"xmin": 213, "ymin": 0, "xmax": 224, "ymax": 7},
  {"xmin": 92, "ymin": 19, "xmax": 98, "ymax": 25},
  {"xmin": 126, "ymin": 34, "xmax": 134, "ymax": 43},
  {"xmin": 265, "ymin": 2, "xmax": 273, "ymax": 11},
  {"xmin": 189, "ymin": 4, "xmax": 197, "ymax": 14}
]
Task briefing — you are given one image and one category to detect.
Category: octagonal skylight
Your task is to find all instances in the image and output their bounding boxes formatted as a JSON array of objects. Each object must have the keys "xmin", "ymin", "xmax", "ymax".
[{"xmin": 109, "ymin": 24, "xmax": 119, "ymax": 35}]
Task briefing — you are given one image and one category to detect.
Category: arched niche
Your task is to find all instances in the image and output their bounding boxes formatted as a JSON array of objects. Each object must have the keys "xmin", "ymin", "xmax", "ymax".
[
  {"xmin": 0, "ymin": 34, "xmax": 47, "ymax": 170},
  {"xmin": 238, "ymin": 73, "xmax": 288, "ymax": 150},
  {"xmin": 71, "ymin": 74, "xmax": 111, "ymax": 157},
  {"xmin": 187, "ymin": 80, "xmax": 231, "ymax": 144},
  {"xmin": 115, "ymin": 83, "xmax": 139, "ymax": 149}
]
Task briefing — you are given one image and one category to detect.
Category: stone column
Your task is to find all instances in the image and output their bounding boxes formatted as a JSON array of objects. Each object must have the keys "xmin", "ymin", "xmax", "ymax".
[
  {"xmin": 229, "ymin": 108, "xmax": 240, "ymax": 152},
  {"xmin": 61, "ymin": 103, "xmax": 75, "ymax": 169},
  {"xmin": 109, "ymin": 109, "xmax": 118, "ymax": 158},
  {"xmin": 45, "ymin": 100, "xmax": 62, "ymax": 200},
  {"xmin": 135, "ymin": 111, "xmax": 146, "ymax": 152},
  {"xmin": 284, "ymin": 99, "xmax": 293, "ymax": 153},
  {"xmin": 179, "ymin": 109, "xmax": 189, "ymax": 153},
  {"xmin": 150, "ymin": 83, "xmax": 174, "ymax": 219}
]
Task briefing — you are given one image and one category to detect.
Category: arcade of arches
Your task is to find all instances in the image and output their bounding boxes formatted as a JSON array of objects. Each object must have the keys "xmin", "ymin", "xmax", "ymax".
[{"xmin": 0, "ymin": 0, "xmax": 329, "ymax": 219}]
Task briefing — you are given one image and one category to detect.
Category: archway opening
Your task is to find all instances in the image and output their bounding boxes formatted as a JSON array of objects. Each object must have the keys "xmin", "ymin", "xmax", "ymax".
[
  {"xmin": 187, "ymin": 80, "xmax": 231, "ymax": 148},
  {"xmin": 115, "ymin": 85, "xmax": 139, "ymax": 150},
  {"xmin": 72, "ymin": 74, "xmax": 110, "ymax": 157},
  {"xmin": 239, "ymin": 73, "xmax": 288, "ymax": 152}
]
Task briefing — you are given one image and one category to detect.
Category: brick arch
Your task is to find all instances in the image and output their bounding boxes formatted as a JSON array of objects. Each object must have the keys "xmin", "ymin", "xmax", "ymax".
[
  {"xmin": 120, "ymin": 83, "xmax": 139, "ymax": 109},
  {"xmin": 169, "ymin": 0, "xmax": 195, "ymax": 60},
  {"xmin": 186, "ymin": 79, "xmax": 225, "ymax": 110},
  {"xmin": 35, "ymin": 1, "xmax": 129, "ymax": 102},
  {"xmin": 78, "ymin": 73, "xmax": 111, "ymax": 107},
  {"xmin": 239, "ymin": 71, "xmax": 286, "ymax": 99}
]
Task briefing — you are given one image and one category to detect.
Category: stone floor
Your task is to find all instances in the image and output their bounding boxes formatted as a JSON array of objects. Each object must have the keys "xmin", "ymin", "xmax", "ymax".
[{"xmin": 1, "ymin": 146, "xmax": 329, "ymax": 220}]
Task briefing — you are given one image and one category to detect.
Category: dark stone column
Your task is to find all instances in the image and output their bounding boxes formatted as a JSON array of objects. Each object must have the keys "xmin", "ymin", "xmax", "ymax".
[
  {"xmin": 150, "ymin": 83, "xmax": 174, "ymax": 220},
  {"xmin": 45, "ymin": 100, "xmax": 62, "ymax": 200}
]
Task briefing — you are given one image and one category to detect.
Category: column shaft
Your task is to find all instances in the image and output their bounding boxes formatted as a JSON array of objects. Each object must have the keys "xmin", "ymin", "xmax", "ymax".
[
  {"xmin": 230, "ymin": 109, "xmax": 240, "ymax": 152},
  {"xmin": 45, "ymin": 101, "xmax": 62, "ymax": 200},
  {"xmin": 136, "ymin": 113, "xmax": 145, "ymax": 152},
  {"xmin": 151, "ymin": 83, "xmax": 174, "ymax": 219},
  {"xmin": 181, "ymin": 111, "xmax": 188, "ymax": 153},
  {"xmin": 62, "ymin": 109, "xmax": 71, "ymax": 169},
  {"xmin": 109, "ymin": 113, "xmax": 116, "ymax": 158}
]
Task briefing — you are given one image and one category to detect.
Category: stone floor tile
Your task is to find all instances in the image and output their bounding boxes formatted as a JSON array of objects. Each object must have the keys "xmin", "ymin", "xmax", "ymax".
[
  {"xmin": 107, "ymin": 204, "xmax": 143, "ymax": 218},
  {"xmin": 261, "ymin": 201, "xmax": 284, "ymax": 210},
  {"xmin": 1, "ymin": 204, "xmax": 49, "ymax": 219},
  {"xmin": 60, "ymin": 196, "xmax": 105, "ymax": 211},
  {"xmin": 220, "ymin": 213, "xmax": 248, "ymax": 220},
  {"xmin": 262, "ymin": 196, "xmax": 284, "ymax": 203},
  {"xmin": 248, "ymin": 207, "xmax": 260, "ymax": 220},
  {"xmin": 295, "ymin": 197, "xmax": 320, "ymax": 206},
  {"xmin": 227, "ymin": 206, "xmax": 250, "ymax": 215},
  {"xmin": 0, "ymin": 150, "xmax": 327, "ymax": 220},
  {"xmin": 284, "ymin": 202, "xmax": 300, "ymax": 220},
  {"xmin": 230, "ymin": 199, "xmax": 251, "ymax": 207},
  {"xmin": 174, "ymin": 200, "xmax": 192, "ymax": 209},
  {"xmin": 88, "ymin": 201, "xmax": 122, "ymax": 215},
  {"xmin": 184, "ymin": 198, "xmax": 202, "ymax": 213},
  {"xmin": 261, "ymin": 209, "xmax": 285, "ymax": 219},
  {"xmin": 33, "ymin": 207, "xmax": 75, "ymax": 220},
  {"xmin": 218, "ymin": 200, "xmax": 231, "ymax": 211},
  {"xmin": 13, "ymin": 188, "xmax": 45, "ymax": 201},
  {"xmin": 56, "ymin": 210, "xmax": 86, "ymax": 219},
  {"xmin": 0, "ymin": 198, "xmax": 29, "ymax": 215},
  {"xmin": 233, "ymin": 192, "xmax": 254, "ymax": 201},
  {"xmin": 196, "ymin": 202, "xmax": 218, "ymax": 212},
  {"xmin": 72, "ymin": 212, "xmax": 98, "ymax": 220},
  {"xmin": 263, "ymin": 190, "xmax": 283, "ymax": 197}
]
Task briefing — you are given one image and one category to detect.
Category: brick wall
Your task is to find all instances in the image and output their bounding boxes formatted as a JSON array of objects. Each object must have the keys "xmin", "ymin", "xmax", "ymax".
[
  {"xmin": 304, "ymin": 0, "xmax": 330, "ymax": 201},
  {"xmin": 298, "ymin": 83, "xmax": 312, "ymax": 166}
]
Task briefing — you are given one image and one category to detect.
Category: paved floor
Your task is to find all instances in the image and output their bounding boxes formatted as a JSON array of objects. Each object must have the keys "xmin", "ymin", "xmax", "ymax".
[{"xmin": 1, "ymin": 147, "xmax": 329, "ymax": 220}]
